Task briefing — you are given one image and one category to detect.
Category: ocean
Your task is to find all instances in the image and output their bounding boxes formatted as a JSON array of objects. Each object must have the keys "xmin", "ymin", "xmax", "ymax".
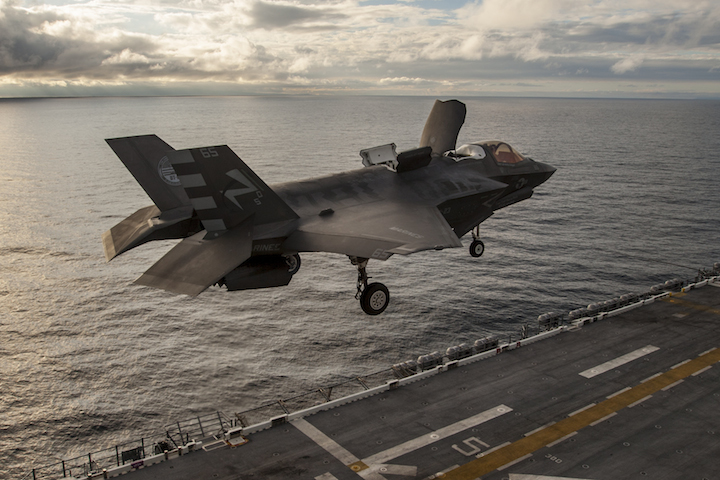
[{"xmin": 1, "ymin": 96, "xmax": 718, "ymax": 478}]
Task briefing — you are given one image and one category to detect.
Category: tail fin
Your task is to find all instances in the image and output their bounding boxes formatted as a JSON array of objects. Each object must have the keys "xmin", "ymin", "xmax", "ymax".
[
  {"xmin": 103, "ymin": 135, "xmax": 199, "ymax": 261},
  {"xmin": 106, "ymin": 135, "xmax": 191, "ymax": 211},
  {"xmin": 167, "ymin": 145, "xmax": 298, "ymax": 237}
]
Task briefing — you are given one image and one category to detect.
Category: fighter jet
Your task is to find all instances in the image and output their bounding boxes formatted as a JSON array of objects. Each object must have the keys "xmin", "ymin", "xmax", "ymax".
[{"xmin": 103, "ymin": 100, "xmax": 555, "ymax": 315}]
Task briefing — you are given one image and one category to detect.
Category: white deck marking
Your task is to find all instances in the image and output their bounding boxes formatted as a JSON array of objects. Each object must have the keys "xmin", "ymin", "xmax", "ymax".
[
  {"xmin": 546, "ymin": 431, "xmax": 576, "ymax": 447},
  {"xmin": 692, "ymin": 365, "xmax": 712, "ymax": 376},
  {"xmin": 671, "ymin": 359, "xmax": 691, "ymax": 369},
  {"xmin": 422, "ymin": 465, "xmax": 460, "ymax": 480},
  {"xmin": 497, "ymin": 453, "xmax": 533, "ymax": 470},
  {"xmin": 568, "ymin": 403, "xmax": 596, "ymax": 417},
  {"xmin": 292, "ymin": 418, "xmax": 361, "ymax": 465},
  {"xmin": 590, "ymin": 412, "xmax": 617, "ymax": 426},
  {"xmin": 362, "ymin": 405, "xmax": 512, "ymax": 466},
  {"xmin": 628, "ymin": 395, "xmax": 653, "ymax": 408},
  {"xmin": 640, "ymin": 372, "xmax": 663, "ymax": 383},
  {"xmin": 509, "ymin": 475, "xmax": 594, "ymax": 480},
  {"xmin": 524, "ymin": 422, "xmax": 555, "ymax": 437},
  {"xmin": 295, "ymin": 405, "xmax": 510, "ymax": 480},
  {"xmin": 370, "ymin": 464, "xmax": 418, "ymax": 476},
  {"xmin": 477, "ymin": 441, "xmax": 512, "ymax": 458},
  {"xmin": 661, "ymin": 379, "xmax": 684, "ymax": 391},
  {"xmin": 315, "ymin": 474, "xmax": 339, "ymax": 480},
  {"xmin": 607, "ymin": 386, "xmax": 632, "ymax": 398},
  {"xmin": 579, "ymin": 345, "xmax": 659, "ymax": 378}
]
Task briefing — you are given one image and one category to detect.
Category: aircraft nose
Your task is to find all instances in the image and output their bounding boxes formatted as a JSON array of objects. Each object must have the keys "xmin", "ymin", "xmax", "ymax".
[
  {"xmin": 533, "ymin": 161, "xmax": 556, "ymax": 184},
  {"xmin": 539, "ymin": 161, "xmax": 556, "ymax": 175}
]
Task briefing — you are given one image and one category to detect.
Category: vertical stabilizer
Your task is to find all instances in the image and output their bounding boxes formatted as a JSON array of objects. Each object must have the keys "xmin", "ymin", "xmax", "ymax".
[
  {"xmin": 167, "ymin": 145, "xmax": 299, "ymax": 236},
  {"xmin": 106, "ymin": 135, "xmax": 191, "ymax": 212}
]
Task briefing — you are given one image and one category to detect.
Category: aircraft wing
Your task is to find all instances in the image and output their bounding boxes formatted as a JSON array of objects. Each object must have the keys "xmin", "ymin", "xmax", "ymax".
[
  {"xmin": 134, "ymin": 216, "xmax": 254, "ymax": 296},
  {"xmin": 283, "ymin": 202, "xmax": 462, "ymax": 260}
]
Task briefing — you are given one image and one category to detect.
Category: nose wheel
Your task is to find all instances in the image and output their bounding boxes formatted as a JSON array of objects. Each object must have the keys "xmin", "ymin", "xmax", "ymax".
[
  {"xmin": 350, "ymin": 257, "xmax": 390, "ymax": 315},
  {"xmin": 469, "ymin": 239, "xmax": 484, "ymax": 257},
  {"xmin": 469, "ymin": 226, "xmax": 485, "ymax": 257}
]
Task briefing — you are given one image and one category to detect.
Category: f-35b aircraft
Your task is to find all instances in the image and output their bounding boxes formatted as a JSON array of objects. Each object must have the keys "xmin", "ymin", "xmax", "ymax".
[{"xmin": 103, "ymin": 100, "xmax": 555, "ymax": 314}]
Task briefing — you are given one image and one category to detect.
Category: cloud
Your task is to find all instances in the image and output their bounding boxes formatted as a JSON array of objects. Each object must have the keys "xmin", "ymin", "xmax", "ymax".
[
  {"xmin": 458, "ymin": 0, "xmax": 576, "ymax": 31},
  {"xmin": 610, "ymin": 56, "xmax": 644, "ymax": 74},
  {"xmin": 0, "ymin": 0, "xmax": 719, "ymax": 96}
]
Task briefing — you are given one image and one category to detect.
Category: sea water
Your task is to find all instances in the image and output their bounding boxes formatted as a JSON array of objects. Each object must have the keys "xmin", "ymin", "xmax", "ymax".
[{"xmin": 1, "ymin": 96, "xmax": 719, "ymax": 478}]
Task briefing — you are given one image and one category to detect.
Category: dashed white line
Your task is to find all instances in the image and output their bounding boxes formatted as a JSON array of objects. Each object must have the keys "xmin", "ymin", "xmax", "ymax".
[
  {"xmin": 628, "ymin": 395, "xmax": 653, "ymax": 408},
  {"xmin": 497, "ymin": 453, "xmax": 533, "ymax": 470},
  {"xmin": 546, "ymin": 432, "xmax": 577, "ymax": 448},
  {"xmin": 671, "ymin": 359, "xmax": 692, "ymax": 369},
  {"xmin": 590, "ymin": 412, "xmax": 617, "ymax": 426},
  {"xmin": 692, "ymin": 366, "xmax": 712, "ymax": 376},
  {"xmin": 568, "ymin": 404, "xmax": 596, "ymax": 417},
  {"xmin": 607, "ymin": 387, "xmax": 632, "ymax": 398},
  {"xmin": 661, "ymin": 379, "xmax": 684, "ymax": 391},
  {"xmin": 477, "ymin": 441, "xmax": 511, "ymax": 457},
  {"xmin": 524, "ymin": 423, "xmax": 556, "ymax": 437},
  {"xmin": 641, "ymin": 372, "xmax": 663, "ymax": 383}
]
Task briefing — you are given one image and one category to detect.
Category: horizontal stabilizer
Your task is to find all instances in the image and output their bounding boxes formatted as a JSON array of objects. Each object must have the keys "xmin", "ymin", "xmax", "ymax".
[
  {"xmin": 135, "ymin": 216, "xmax": 254, "ymax": 296},
  {"xmin": 102, "ymin": 205, "xmax": 196, "ymax": 261}
]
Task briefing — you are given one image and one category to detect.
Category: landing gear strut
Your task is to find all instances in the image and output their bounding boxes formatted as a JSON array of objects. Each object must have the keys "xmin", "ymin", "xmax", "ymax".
[
  {"xmin": 350, "ymin": 257, "xmax": 390, "ymax": 315},
  {"xmin": 469, "ymin": 226, "xmax": 484, "ymax": 258}
]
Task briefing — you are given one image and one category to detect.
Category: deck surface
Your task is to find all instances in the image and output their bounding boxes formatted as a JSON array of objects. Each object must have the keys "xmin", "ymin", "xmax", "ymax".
[{"xmin": 126, "ymin": 286, "xmax": 720, "ymax": 480}]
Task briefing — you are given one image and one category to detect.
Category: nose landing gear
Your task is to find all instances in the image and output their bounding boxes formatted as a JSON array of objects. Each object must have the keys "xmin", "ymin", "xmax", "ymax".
[
  {"xmin": 469, "ymin": 225, "xmax": 484, "ymax": 258},
  {"xmin": 351, "ymin": 256, "xmax": 390, "ymax": 315}
]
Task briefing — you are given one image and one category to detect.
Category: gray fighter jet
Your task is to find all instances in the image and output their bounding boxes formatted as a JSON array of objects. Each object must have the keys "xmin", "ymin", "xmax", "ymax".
[{"xmin": 103, "ymin": 100, "xmax": 555, "ymax": 314}]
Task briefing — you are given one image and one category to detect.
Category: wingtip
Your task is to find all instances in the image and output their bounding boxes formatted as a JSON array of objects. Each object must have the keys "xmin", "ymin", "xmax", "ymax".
[{"xmin": 101, "ymin": 229, "xmax": 118, "ymax": 262}]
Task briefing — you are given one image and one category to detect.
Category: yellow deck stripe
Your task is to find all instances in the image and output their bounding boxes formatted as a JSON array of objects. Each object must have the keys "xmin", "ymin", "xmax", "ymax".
[
  {"xmin": 660, "ymin": 296, "xmax": 720, "ymax": 315},
  {"xmin": 441, "ymin": 347, "xmax": 720, "ymax": 480}
]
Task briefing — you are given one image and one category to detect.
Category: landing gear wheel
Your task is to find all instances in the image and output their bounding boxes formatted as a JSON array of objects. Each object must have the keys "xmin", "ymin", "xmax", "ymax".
[
  {"xmin": 284, "ymin": 254, "xmax": 301, "ymax": 275},
  {"xmin": 360, "ymin": 283, "xmax": 390, "ymax": 315},
  {"xmin": 469, "ymin": 239, "xmax": 485, "ymax": 258}
]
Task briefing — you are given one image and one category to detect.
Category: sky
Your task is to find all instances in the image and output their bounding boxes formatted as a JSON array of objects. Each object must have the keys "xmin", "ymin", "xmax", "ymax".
[{"xmin": 1, "ymin": 0, "xmax": 719, "ymax": 97}]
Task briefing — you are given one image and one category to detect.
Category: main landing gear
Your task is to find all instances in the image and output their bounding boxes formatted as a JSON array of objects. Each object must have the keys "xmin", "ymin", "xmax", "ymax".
[
  {"xmin": 469, "ymin": 225, "xmax": 485, "ymax": 258},
  {"xmin": 284, "ymin": 253, "xmax": 301, "ymax": 275},
  {"xmin": 351, "ymin": 257, "xmax": 390, "ymax": 315}
]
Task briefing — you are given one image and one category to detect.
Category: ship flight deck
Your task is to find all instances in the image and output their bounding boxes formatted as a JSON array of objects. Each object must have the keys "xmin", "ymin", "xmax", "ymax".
[{"xmin": 109, "ymin": 281, "xmax": 720, "ymax": 480}]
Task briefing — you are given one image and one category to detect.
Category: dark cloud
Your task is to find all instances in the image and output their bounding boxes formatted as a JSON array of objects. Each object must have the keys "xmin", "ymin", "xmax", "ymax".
[
  {"xmin": 0, "ymin": 1, "xmax": 162, "ymax": 77},
  {"xmin": 0, "ymin": 3, "xmax": 66, "ymax": 71},
  {"xmin": 248, "ymin": 1, "xmax": 345, "ymax": 29}
]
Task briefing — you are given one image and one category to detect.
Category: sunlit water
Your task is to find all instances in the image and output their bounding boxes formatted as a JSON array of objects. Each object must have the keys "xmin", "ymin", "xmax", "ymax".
[{"xmin": 1, "ymin": 96, "xmax": 718, "ymax": 478}]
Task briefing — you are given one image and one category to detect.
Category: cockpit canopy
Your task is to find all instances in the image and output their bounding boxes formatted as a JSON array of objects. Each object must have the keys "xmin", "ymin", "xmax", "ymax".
[{"xmin": 451, "ymin": 141, "xmax": 526, "ymax": 165}]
